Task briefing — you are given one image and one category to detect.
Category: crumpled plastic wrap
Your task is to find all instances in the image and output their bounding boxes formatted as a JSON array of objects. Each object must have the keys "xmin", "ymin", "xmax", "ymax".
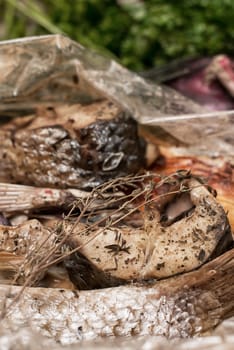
[{"xmin": 0, "ymin": 34, "xmax": 233, "ymax": 157}]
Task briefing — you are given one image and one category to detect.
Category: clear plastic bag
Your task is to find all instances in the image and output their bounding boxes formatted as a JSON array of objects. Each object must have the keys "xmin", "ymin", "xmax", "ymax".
[{"xmin": 0, "ymin": 34, "xmax": 233, "ymax": 157}]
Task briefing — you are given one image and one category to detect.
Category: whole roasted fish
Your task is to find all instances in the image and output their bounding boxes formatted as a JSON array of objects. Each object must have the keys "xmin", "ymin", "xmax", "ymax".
[
  {"xmin": 0, "ymin": 100, "xmax": 146, "ymax": 189},
  {"xmin": 0, "ymin": 173, "xmax": 232, "ymax": 290},
  {"xmin": 0, "ymin": 248, "xmax": 233, "ymax": 345}
]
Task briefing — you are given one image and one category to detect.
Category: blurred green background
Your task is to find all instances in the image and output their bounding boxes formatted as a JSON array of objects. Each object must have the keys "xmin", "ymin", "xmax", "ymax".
[{"xmin": 1, "ymin": 0, "xmax": 234, "ymax": 70}]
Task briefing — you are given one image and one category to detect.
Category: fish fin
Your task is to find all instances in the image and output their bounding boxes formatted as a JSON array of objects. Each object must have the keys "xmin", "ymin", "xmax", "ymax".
[
  {"xmin": 0, "ymin": 183, "xmax": 37, "ymax": 212},
  {"xmin": 0, "ymin": 183, "xmax": 64, "ymax": 213}
]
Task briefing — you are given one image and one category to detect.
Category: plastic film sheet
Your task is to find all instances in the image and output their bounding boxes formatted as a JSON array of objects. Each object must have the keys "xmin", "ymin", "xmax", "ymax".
[{"xmin": 0, "ymin": 35, "xmax": 233, "ymax": 157}]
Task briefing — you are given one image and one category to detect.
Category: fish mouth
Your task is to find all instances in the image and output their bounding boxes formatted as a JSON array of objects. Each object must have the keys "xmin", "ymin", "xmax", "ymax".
[{"xmin": 160, "ymin": 191, "xmax": 195, "ymax": 226}]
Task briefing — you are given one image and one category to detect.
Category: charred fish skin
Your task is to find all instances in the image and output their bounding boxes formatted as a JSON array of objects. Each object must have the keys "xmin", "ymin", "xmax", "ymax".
[
  {"xmin": 0, "ymin": 249, "xmax": 233, "ymax": 345},
  {"xmin": 0, "ymin": 101, "xmax": 146, "ymax": 189}
]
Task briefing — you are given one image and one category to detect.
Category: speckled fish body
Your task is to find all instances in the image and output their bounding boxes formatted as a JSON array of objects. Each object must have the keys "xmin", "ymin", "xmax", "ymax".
[
  {"xmin": 57, "ymin": 176, "xmax": 233, "ymax": 288},
  {"xmin": 0, "ymin": 248, "xmax": 233, "ymax": 345}
]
